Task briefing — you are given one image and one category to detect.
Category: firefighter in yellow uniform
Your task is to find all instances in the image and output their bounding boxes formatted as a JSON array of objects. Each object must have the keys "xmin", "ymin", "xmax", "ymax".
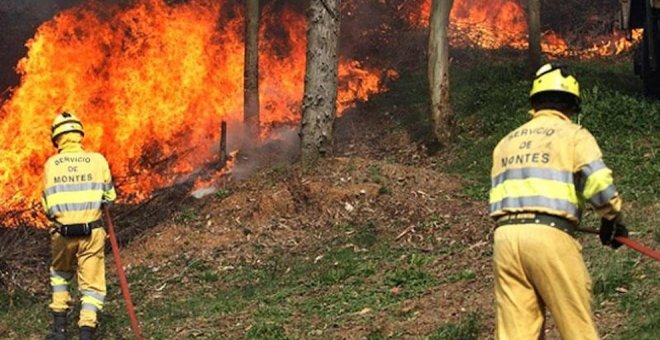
[
  {"xmin": 489, "ymin": 63, "xmax": 628, "ymax": 340},
  {"xmin": 42, "ymin": 112, "xmax": 116, "ymax": 340}
]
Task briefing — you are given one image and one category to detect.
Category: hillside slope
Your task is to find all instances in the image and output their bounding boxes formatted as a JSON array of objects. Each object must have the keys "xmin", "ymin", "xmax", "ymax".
[{"xmin": 1, "ymin": 59, "xmax": 658, "ymax": 339}]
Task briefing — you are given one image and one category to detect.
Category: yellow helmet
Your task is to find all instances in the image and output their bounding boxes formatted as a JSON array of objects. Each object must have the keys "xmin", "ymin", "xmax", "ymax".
[
  {"xmin": 530, "ymin": 63, "xmax": 580, "ymax": 100},
  {"xmin": 51, "ymin": 112, "xmax": 84, "ymax": 144}
]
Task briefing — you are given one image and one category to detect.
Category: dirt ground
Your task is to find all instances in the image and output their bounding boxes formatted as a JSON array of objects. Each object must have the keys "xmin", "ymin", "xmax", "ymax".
[{"xmin": 105, "ymin": 107, "xmax": 502, "ymax": 338}]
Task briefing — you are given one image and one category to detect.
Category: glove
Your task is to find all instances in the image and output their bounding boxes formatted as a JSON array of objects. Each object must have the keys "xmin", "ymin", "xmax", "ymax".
[{"xmin": 599, "ymin": 217, "xmax": 628, "ymax": 249}]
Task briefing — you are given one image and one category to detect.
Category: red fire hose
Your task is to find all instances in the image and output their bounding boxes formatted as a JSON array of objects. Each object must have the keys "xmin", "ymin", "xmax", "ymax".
[
  {"xmin": 577, "ymin": 227, "xmax": 660, "ymax": 261},
  {"xmin": 103, "ymin": 206, "xmax": 144, "ymax": 340}
]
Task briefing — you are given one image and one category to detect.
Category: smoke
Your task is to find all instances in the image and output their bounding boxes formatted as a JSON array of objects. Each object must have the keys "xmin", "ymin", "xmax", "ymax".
[
  {"xmin": 0, "ymin": 0, "xmax": 81, "ymax": 97},
  {"xmin": 189, "ymin": 124, "xmax": 301, "ymax": 199}
]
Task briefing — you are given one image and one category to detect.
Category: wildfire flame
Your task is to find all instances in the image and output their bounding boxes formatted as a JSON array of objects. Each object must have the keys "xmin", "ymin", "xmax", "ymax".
[
  {"xmin": 409, "ymin": 0, "xmax": 641, "ymax": 58},
  {"xmin": 0, "ymin": 0, "xmax": 642, "ymax": 227},
  {"xmin": 0, "ymin": 0, "xmax": 394, "ymax": 227}
]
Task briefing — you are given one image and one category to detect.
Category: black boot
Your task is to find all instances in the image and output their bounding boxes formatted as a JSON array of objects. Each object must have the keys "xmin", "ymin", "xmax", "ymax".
[
  {"xmin": 79, "ymin": 326, "xmax": 95, "ymax": 340},
  {"xmin": 45, "ymin": 312, "xmax": 67, "ymax": 340}
]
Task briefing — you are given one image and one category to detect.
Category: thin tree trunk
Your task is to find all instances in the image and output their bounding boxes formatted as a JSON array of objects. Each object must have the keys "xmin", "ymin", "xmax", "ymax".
[
  {"xmin": 300, "ymin": 0, "xmax": 340, "ymax": 166},
  {"xmin": 428, "ymin": 0, "xmax": 454, "ymax": 146},
  {"xmin": 527, "ymin": 0, "xmax": 541, "ymax": 73},
  {"xmin": 244, "ymin": 0, "xmax": 260, "ymax": 141}
]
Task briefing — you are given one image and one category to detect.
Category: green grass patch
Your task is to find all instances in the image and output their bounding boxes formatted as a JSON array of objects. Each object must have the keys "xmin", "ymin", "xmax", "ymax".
[
  {"xmin": 583, "ymin": 208, "xmax": 659, "ymax": 340},
  {"xmin": 429, "ymin": 312, "xmax": 481, "ymax": 340},
  {"xmin": 0, "ymin": 222, "xmax": 440, "ymax": 338},
  {"xmin": 214, "ymin": 188, "xmax": 232, "ymax": 200},
  {"xmin": 440, "ymin": 60, "xmax": 659, "ymax": 203}
]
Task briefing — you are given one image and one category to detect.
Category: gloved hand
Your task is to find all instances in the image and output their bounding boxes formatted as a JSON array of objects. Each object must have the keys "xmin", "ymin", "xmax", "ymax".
[{"xmin": 599, "ymin": 217, "xmax": 628, "ymax": 249}]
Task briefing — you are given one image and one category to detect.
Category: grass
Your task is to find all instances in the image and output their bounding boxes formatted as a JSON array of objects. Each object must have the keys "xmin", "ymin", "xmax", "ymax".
[
  {"xmin": 0, "ymin": 219, "xmax": 475, "ymax": 338},
  {"xmin": 429, "ymin": 313, "xmax": 481, "ymax": 340}
]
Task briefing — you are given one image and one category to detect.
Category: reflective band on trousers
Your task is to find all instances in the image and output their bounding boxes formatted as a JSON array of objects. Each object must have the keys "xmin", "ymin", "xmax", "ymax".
[
  {"xmin": 491, "ymin": 167, "xmax": 574, "ymax": 187},
  {"xmin": 81, "ymin": 290, "xmax": 105, "ymax": 312},
  {"xmin": 490, "ymin": 196, "xmax": 580, "ymax": 217},
  {"xmin": 44, "ymin": 182, "xmax": 114, "ymax": 196},
  {"xmin": 50, "ymin": 270, "xmax": 73, "ymax": 292},
  {"xmin": 50, "ymin": 269, "xmax": 73, "ymax": 281}
]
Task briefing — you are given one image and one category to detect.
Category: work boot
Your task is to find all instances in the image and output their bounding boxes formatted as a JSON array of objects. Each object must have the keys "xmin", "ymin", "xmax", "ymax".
[
  {"xmin": 45, "ymin": 312, "xmax": 67, "ymax": 340},
  {"xmin": 79, "ymin": 326, "xmax": 95, "ymax": 340}
]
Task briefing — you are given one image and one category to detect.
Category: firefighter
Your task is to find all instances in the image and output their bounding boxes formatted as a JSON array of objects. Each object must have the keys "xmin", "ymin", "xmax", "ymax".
[
  {"xmin": 489, "ymin": 63, "xmax": 628, "ymax": 339},
  {"xmin": 42, "ymin": 112, "xmax": 116, "ymax": 340}
]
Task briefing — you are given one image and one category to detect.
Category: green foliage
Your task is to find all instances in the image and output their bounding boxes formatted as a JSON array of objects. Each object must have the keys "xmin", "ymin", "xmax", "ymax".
[
  {"xmin": 345, "ymin": 157, "xmax": 358, "ymax": 173},
  {"xmin": 368, "ymin": 164, "xmax": 384, "ymax": 184},
  {"xmin": 447, "ymin": 268, "xmax": 477, "ymax": 283},
  {"xmin": 176, "ymin": 208, "xmax": 198, "ymax": 223},
  {"xmin": 198, "ymin": 269, "xmax": 220, "ymax": 283},
  {"xmin": 378, "ymin": 185, "xmax": 392, "ymax": 195},
  {"xmin": 385, "ymin": 268, "xmax": 432, "ymax": 289},
  {"xmin": 0, "ymin": 287, "xmax": 39, "ymax": 313},
  {"xmin": 618, "ymin": 298, "xmax": 660, "ymax": 340},
  {"xmin": 246, "ymin": 322, "xmax": 288, "ymax": 339},
  {"xmin": 592, "ymin": 252, "xmax": 637, "ymax": 299},
  {"xmin": 429, "ymin": 313, "xmax": 481, "ymax": 340},
  {"xmin": 214, "ymin": 188, "xmax": 231, "ymax": 200},
  {"xmin": 352, "ymin": 222, "xmax": 378, "ymax": 248},
  {"xmin": 384, "ymin": 253, "xmax": 435, "ymax": 293}
]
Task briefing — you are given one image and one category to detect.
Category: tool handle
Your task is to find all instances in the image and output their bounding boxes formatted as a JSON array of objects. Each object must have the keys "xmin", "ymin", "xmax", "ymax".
[
  {"xmin": 577, "ymin": 227, "xmax": 660, "ymax": 261},
  {"xmin": 103, "ymin": 206, "xmax": 144, "ymax": 340}
]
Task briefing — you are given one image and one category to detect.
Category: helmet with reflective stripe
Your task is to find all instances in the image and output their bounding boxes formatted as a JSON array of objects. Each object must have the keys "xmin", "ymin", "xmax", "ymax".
[
  {"xmin": 51, "ymin": 112, "xmax": 84, "ymax": 144},
  {"xmin": 530, "ymin": 63, "xmax": 580, "ymax": 100}
]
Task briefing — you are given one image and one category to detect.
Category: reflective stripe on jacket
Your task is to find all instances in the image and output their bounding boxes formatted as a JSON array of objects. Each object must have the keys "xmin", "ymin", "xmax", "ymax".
[
  {"xmin": 489, "ymin": 109, "xmax": 622, "ymax": 223},
  {"xmin": 42, "ymin": 134, "xmax": 117, "ymax": 225}
]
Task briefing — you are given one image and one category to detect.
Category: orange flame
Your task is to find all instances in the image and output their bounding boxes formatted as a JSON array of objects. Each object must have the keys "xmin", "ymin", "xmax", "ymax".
[
  {"xmin": 409, "ymin": 0, "xmax": 641, "ymax": 58},
  {"xmin": 0, "ymin": 0, "xmax": 393, "ymax": 226}
]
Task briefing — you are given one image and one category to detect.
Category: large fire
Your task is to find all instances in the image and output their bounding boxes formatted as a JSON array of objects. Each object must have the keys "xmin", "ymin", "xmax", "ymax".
[
  {"xmin": 0, "ymin": 0, "xmax": 642, "ymax": 227},
  {"xmin": 409, "ymin": 0, "xmax": 641, "ymax": 57},
  {"xmin": 0, "ymin": 0, "xmax": 393, "ymax": 227}
]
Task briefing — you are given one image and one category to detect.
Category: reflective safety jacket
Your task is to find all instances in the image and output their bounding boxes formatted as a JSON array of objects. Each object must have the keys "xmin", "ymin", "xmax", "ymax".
[
  {"xmin": 489, "ymin": 109, "xmax": 622, "ymax": 223},
  {"xmin": 42, "ymin": 134, "xmax": 117, "ymax": 225}
]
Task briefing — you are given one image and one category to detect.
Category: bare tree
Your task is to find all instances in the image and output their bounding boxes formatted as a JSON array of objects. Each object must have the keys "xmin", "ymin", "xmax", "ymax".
[
  {"xmin": 527, "ymin": 0, "xmax": 541, "ymax": 72},
  {"xmin": 244, "ymin": 0, "xmax": 260, "ymax": 141},
  {"xmin": 428, "ymin": 0, "xmax": 454, "ymax": 146},
  {"xmin": 300, "ymin": 0, "xmax": 341, "ymax": 166}
]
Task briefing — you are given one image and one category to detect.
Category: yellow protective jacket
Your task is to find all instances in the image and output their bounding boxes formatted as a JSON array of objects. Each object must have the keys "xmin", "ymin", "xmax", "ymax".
[
  {"xmin": 489, "ymin": 109, "xmax": 622, "ymax": 223},
  {"xmin": 42, "ymin": 133, "xmax": 117, "ymax": 224}
]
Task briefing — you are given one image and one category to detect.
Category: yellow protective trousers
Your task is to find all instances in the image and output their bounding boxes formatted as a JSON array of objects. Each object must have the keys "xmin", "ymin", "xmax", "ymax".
[
  {"xmin": 493, "ymin": 224, "xmax": 599, "ymax": 340},
  {"xmin": 49, "ymin": 228, "xmax": 107, "ymax": 328}
]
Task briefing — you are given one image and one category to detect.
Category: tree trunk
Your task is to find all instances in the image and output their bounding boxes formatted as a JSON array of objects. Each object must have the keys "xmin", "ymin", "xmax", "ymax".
[
  {"xmin": 527, "ymin": 0, "xmax": 541, "ymax": 73},
  {"xmin": 428, "ymin": 0, "xmax": 454, "ymax": 146},
  {"xmin": 300, "ymin": 0, "xmax": 340, "ymax": 166},
  {"xmin": 244, "ymin": 0, "xmax": 260, "ymax": 141}
]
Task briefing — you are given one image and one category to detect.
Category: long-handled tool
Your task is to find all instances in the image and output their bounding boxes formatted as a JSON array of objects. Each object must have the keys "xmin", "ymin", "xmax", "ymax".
[
  {"xmin": 577, "ymin": 227, "xmax": 660, "ymax": 261},
  {"xmin": 103, "ymin": 206, "xmax": 144, "ymax": 340}
]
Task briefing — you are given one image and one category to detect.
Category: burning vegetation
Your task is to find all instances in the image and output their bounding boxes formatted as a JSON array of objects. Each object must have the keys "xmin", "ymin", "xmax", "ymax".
[
  {"xmin": 404, "ymin": 0, "xmax": 641, "ymax": 56},
  {"xmin": 0, "ymin": 0, "xmax": 394, "ymax": 227},
  {"xmin": 0, "ymin": 0, "xmax": 641, "ymax": 227}
]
